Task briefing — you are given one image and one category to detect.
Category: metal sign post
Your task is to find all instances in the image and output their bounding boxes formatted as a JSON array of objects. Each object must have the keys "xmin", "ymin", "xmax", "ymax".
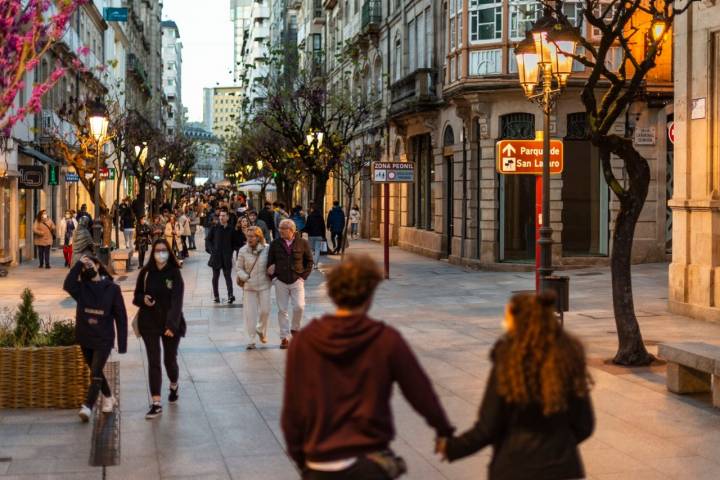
[{"xmin": 372, "ymin": 161, "xmax": 415, "ymax": 279}]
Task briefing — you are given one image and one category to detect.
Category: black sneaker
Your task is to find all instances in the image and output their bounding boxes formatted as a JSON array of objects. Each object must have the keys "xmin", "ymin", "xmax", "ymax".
[
  {"xmin": 228, "ymin": 296, "xmax": 235, "ymax": 304},
  {"xmin": 145, "ymin": 403, "xmax": 162, "ymax": 419},
  {"xmin": 168, "ymin": 385, "xmax": 179, "ymax": 404},
  {"xmin": 213, "ymin": 297, "xmax": 220, "ymax": 304}
]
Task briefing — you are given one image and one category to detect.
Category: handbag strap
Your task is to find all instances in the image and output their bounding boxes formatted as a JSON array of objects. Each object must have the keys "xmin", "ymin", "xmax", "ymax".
[{"xmin": 246, "ymin": 252, "xmax": 261, "ymax": 279}]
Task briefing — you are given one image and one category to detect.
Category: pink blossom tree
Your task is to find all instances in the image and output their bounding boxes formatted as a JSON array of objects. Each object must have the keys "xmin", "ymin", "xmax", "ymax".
[{"xmin": 0, "ymin": 0, "xmax": 86, "ymax": 137}]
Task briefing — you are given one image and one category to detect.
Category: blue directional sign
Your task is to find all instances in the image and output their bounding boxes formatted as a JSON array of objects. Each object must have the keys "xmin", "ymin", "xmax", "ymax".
[
  {"xmin": 103, "ymin": 7, "xmax": 128, "ymax": 22},
  {"xmin": 65, "ymin": 173, "xmax": 80, "ymax": 183}
]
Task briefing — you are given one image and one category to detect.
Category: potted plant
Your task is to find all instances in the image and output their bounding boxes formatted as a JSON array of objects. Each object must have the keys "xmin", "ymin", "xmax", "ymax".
[{"xmin": 0, "ymin": 288, "xmax": 89, "ymax": 408}]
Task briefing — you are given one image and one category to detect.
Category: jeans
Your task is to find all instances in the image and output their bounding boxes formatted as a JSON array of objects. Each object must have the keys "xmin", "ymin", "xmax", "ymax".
[
  {"xmin": 188, "ymin": 232, "xmax": 197, "ymax": 249},
  {"xmin": 274, "ymin": 279, "xmax": 305, "ymax": 338},
  {"xmin": 123, "ymin": 228, "xmax": 134, "ymax": 250},
  {"xmin": 351, "ymin": 223, "xmax": 359, "ymax": 237},
  {"xmin": 37, "ymin": 245, "xmax": 50, "ymax": 267},
  {"xmin": 81, "ymin": 347, "xmax": 112, "ymax": 408},
  {"xmin": 308, "ymin": 236, "xmax": 323, "ymax": 266},
  {"xmin": 244, "ymin": 288, "xmax": 271, "ymax": 343},
  {"xmin": 303, "ymin": 457, "xmax": 390, "ymax": 480},
  {"xmin": 212, "ymin": 266, "xmax": 234, "ymax": 299},
  {"xmin": 141, "ymin": 332, "xmax": 180, "ymax": 397},
  {"xmin": 330, "ymin": 230, "xmax": 343, "ymax": 252},
  {"xmin": 138, "ymin": 247, "xmax": 147, "ymax": 267}
]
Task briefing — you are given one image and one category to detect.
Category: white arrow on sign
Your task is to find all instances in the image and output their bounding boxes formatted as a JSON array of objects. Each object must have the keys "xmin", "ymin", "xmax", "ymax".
[{"xmin": 502, "ymin": 143, "xmax": 516, "ymax": 156}]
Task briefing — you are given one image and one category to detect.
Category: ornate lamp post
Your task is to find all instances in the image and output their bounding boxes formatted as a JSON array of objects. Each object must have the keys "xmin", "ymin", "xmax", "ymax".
[
  {"xmin": 514, "ymin": 12, "xmax": 578, "ymax": 290},
  {"xmin": 88, "ymin": 100, "xmax": 109, "ymax": 247}
]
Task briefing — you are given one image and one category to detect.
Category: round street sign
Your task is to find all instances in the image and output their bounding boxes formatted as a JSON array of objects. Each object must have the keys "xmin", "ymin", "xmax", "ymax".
[{"xmin": 668, "ymin": 122, "xmax": 675, "ymax": 145}]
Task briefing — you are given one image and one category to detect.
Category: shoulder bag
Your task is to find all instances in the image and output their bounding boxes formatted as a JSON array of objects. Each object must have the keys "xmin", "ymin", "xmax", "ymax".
[
  {"xmin": 237, "ymin": 251, "xmax": 260, "ymax": 288},
  {"xmin": 131, "ymin": 271, "xmax": 149, "ymax": 338}
]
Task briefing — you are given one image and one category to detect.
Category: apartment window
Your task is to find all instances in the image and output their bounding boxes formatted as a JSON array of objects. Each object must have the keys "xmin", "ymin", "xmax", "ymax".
[
  {"xmin": 373, "ymin": 56, "xmax": 383, "ymax": 98},
  {"xmin": 394, "ymin": 36, "xmax": 402, "ymax": 81},
  {"xmin": 469, "ymin": 0, "xmax": 503, "ymax": 43},
  {"xmin": 417, "ymin": 12, "xmax": 426, "ymax": 68},
  {"xmin": 592, "ymin": 1, "xmax": 618, "ymax": 38},
  {"xmin": 458, "ymin": 0, "xmax": 463, "ymax": 47},
  {"xmin": 509, "ymin": 0, "xmax": 541, "ymax": 40},
  {"xmin": 408, "ymin": 19, "xmax": 416, "ymax": 72},
  {"xmin": 562, "ymin": 0, "xmax": 584, "ymax": 27},
  {"xmin": 449, "ymin": 0, "xmax": 456, "ymax": 51}
]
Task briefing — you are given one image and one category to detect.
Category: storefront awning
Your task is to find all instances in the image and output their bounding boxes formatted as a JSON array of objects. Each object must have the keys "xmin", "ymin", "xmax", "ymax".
[{"xmin": 18, "ymin": 145, "xmax": 61, "ymax": 166}]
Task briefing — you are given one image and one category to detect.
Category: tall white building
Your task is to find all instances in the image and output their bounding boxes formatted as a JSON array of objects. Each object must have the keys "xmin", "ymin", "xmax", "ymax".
[
  {"xmin": 231, "ymin": 0, "xmax": 254, "ymax": 84},
  {"xmin": 161, "ymin": 20, "xmax": 183, "ymax": 136},
  {"xmin": 231, "ymin": 0, "xmax": 270, "ymax": 114}
]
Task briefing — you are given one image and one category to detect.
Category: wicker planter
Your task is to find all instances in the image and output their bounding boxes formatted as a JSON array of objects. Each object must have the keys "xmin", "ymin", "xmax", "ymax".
[{"xmin": 0, "ymin": 345, "xmax": 90, "ymax": 408}]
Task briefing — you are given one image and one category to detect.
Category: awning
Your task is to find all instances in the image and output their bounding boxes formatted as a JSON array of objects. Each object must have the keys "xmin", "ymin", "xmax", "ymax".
[
  {"xmin": 18, "ymin": 145, "xmax": 61, "ymax": 166},
  {"xmin": 170, "ymin": 181, "xmax": 191, "ymax": 190},
  {"xmin": 238, "ymin": 179, "xmax": 276, "ymax": 193}
]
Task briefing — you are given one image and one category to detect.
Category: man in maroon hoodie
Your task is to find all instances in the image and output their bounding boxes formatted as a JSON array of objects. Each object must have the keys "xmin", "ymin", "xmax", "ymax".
[{"xmin": 281, "ymin": 254, "xmax": 454, "ymax": 479}]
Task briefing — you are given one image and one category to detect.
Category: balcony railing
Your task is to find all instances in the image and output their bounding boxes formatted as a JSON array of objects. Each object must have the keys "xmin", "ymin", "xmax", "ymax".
[
  {"xmin": 390, "ymin": 68, "xmax": 438, "ymax": 117},
  {"xmin": 361, "ymin": 0, "xmax": 381, "ymax": 31}
]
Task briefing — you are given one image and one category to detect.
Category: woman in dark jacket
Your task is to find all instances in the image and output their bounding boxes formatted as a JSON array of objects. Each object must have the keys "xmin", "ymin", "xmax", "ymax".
[
  {"xmin": 133, "ymin": 239, "xmax": 186, "ymax": 419},
  {"xmin": 63, "ymin": 256, "xmax": 127, "ymax": 422},
  {"xmin": 438, "ymin": 292, "xmax": 595, "ymax": 480},
  {"xmin": 302, "ymin": 207, "xmax": 327, "ymax": 268}
]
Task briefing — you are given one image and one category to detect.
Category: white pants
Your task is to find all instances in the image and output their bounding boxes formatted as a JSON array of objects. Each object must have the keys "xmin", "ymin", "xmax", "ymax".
[
  {"xmin": 274, "ymin": 279, "xmax": 305, "ymax": 339},
  {"xmin": 244, "ymin": 288, "xmax": 271, "ymax": 343},
  {"xmin": 123, "ymin": 228, "xmax": 134, "ymax": 250}
]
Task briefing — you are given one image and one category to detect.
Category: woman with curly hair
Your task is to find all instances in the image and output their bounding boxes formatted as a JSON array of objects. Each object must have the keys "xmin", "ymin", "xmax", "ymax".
[{"xmin": 437, "ymin": 292, "xmax": 595, "ymax": 480}]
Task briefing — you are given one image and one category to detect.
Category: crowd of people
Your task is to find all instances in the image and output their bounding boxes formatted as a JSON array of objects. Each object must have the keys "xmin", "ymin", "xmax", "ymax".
[{"xmin": 59, "ymin": 184, "xmax": 595, "ymax": 479}]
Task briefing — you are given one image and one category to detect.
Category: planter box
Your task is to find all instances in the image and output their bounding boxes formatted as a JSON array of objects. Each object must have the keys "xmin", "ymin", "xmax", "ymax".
[{"xmin": 0, "ymin": 345, "xmax": 90, "ymax": 408}]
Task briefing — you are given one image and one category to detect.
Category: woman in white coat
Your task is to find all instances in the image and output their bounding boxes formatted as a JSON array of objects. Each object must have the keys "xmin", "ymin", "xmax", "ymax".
[{"xmin": 236, "ymin": 226, "xmax": 271, "ymax": 350}]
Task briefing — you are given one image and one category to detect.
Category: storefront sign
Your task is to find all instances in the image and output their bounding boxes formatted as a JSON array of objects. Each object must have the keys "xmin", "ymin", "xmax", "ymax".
[
  {"xmin": 372, "ymin": 162, "xmax": 415, "ymax": 183},
  {"xmin": 99, "ymin": 168, "xmax": 116, "ymax": 181},
  {"xmin": 18, "ymin": 166, "xmax": 45, "ymax": 189},
  {"xmin": 103, "ymin": 7, "xmax": 128, "ymax": 22},
  {"xmin": 496, "ymin": 140, "xmax": 564, "ymax": 175},
  {"xmin": 47, "ymin": 165, "xmax": 59, "ymax": 186},
  {"xmin": 668, "ymin": 122, "xmax": 675, "ymax": 145},
  {"xmin": 634, "ymin": 127, "xmax": 656, "ymax": 146},
  {"xmin": 65, "ymin": 173, "xmax": 80, "ymax": 183}
]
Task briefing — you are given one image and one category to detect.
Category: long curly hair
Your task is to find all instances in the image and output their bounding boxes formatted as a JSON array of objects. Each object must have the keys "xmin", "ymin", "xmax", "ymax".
[{"xmin": 495, "ymin": 292, "xmax": 592, "ymax": 416}]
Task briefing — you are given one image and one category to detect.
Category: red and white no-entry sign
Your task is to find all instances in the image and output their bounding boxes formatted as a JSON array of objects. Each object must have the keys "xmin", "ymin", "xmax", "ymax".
[{"xmin": 668, "ymin": 122, "xmax": 675, "ymax": 145}]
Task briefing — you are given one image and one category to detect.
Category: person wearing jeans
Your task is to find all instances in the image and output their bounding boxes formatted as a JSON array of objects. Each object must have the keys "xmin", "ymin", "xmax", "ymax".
[
  {"xmin": 63, "ymin": 255, "xmax": 127, "ymax": 422},
  {"xmin": 303, "ymin": 207, "xmax": 326, "ymax": 269},
  {"xmin": 267, "ymin": 219, "xmax": 313, "ymax": 349},
  {"xmin": 133, "ymin": 239, "xmax": 186, "ymax": 419},
  {"xmin": 33, "ymin": 209, "xmax": 55, "ymax": 269},
  {"xmin": 236, "ymin": 227, "xmax": 271, "ymax": 350}
]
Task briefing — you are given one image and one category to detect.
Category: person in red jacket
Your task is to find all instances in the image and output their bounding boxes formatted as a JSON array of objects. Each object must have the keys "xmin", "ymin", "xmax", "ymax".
[{"xmin": 281, "ymin": 254, "xmax": 453, "ymax": 479}]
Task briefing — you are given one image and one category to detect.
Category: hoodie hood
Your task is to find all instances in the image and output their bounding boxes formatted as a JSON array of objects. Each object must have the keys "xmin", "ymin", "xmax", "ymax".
[{"xmin": 303, "ymin": 314, "xmax": 385, "ymax": 360}]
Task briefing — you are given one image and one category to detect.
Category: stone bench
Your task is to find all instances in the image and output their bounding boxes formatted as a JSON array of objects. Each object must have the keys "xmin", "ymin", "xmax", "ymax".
[
  {"xmin": 658, "ymin": 342, "xmax": 720, "ymax": 407},
  {"xmin": 110, "ymin": 250, "xmax": 130, "ymax": 273}
]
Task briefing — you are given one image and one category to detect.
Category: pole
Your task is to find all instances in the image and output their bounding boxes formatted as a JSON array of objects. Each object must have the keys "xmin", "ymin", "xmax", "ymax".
[
  {"xmin": 537, "ymin": 67, "xmax": 554, "ymax": 289},
  {"xmin": 383, "ymin": 182, "xmax": 389, "ymax": 280},
  {"xmin": 535, "ymin": 175, "xmax": 542, "ymax": 291},
  {"xmin": 92, "ymin": 144, "xmax": 103, "ymax": 247}
]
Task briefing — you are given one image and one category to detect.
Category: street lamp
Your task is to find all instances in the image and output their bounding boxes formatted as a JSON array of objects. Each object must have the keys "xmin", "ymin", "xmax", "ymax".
[
  {"xmin": 514, "ymin": 12, "xmax": 578, "ymax": 291},
  {"xmin": 256, "ymin": 160, "xmax": 264, "ymax": 170},
  {"xmin": 306, "ymin": 130, "xmax": 324, "ymax": 152},
  {"xmin": 650, "ymin": 16, "xmax": 668, "ymax": 42},
  {"xmin": 135, "ymin": 142, "xmax": 148, "ymax": 166},
  {"xmin": 88, "ymin": 99, "xmax": 108, "ymax": 247}
]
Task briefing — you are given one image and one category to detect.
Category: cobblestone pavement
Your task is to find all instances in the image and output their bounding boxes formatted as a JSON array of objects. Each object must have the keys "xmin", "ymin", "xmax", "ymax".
[{"xmin": 2, "ymin": 240, "xmax": 720, "ymax": 479}]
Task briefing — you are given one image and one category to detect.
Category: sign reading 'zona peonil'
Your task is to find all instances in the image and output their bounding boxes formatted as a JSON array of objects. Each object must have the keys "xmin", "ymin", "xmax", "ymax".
[
  {"xmin": 496, "ymin": 139, "xmax": 564, "ymax": 175},
  {"xmin": 372, "ymin": 162, "xmax": 415, "ymax": 183}
]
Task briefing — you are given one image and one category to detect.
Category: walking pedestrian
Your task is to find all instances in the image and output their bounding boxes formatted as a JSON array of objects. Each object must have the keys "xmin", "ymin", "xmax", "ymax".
[
  {"xmin": 178, "ymin": 209, "xmax": 191, "ymax": 259},
  {"xmin": 63, "ymin": 255, "xmax": 127, "ymax": 422},
  {"xmin": 436, "ymin": 292, "xmax": 595, "ymax": 480},
  {"xmin": 119, "ymin": 198, "xmax": 135, "ymax": 250},
  {"xmin": 151, "ymin": 215, "xmax": 164, "ymax": 242},
  {"xmin": 290, "ymin": 205, "xmax": 306, "ymax": 232},
  {"xmin": 281, "ymin": 254, "xmax": 454, "ymax": 479},
  {"xmin": 302, "ymin": 206, "xmax": 326, "ymax": 269},
  {"xmin": 206, "ymin": 210, "xmax": 237, "ymax": 304},
  {"xmin": 234, "ymin": 216, "xmax": 249, "ymax": 259},
  {"xmin": 73, "ymin": 216, "xmax": 95, "ymax": 257},
  {"xmin": 326, "ymin": 201, "xmax": 345, "ymax": 254},
  {"xmin": 33, "ymin": 209, "xmax": 55, "ymax": 269},
  {"xmin": 236, "ymin": 226, "xmax": 271, "ymax": 350},
  {"xmin": 188, "ymin": 207, "xmax": 200, "ymax": 250},
  {"xmin": 267, "ymin": 219, "xmax": 313, "ymax": 349},
  {"xmin": 258, "ymin": 202, "xmax": 277, "ymax": 240},
  {"xmin": 132, "ymin": 239, "xmax": 186, "ymax": 419},
  {"xmin": 76, "ymin": 204, "xmax": 93, "ymax": 227},
  {"xmin": 135, "ymin": 215, "xmax": 153, "ymax": 268},
  {"xmin": 58, "ymin": 210, "xmax": 78, "ymax": 267},
  {"xmin": 248, "ymin": 210, "xmax": 270, "ymax": 241},
  {"xmin": 164, "ymin": 214, "xmax": 181, "ymax": 258},
  {"xmin": 350, "ymin": 205, "xmax": 361, "ymax": 240}
]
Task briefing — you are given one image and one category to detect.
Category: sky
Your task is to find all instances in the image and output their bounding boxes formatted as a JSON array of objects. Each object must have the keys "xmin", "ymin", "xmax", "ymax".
[{"xmin": 161, "ymin": 1, "xmax": 236, "ymax": 123}]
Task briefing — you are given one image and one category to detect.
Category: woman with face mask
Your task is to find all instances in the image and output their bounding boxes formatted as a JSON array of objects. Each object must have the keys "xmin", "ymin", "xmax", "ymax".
[
  {"xmin": 32, "ymin": 209, "xmax": 56, "ymax": 268},
  {"xmin": 63, "ymin": 255, "xmax": 127, "ymax": 422},
  {"xmin": 57, "ymin": 210, "xmax": 78, "ymax": 267},
  {"xmin": 133, "ymin": 239, "xmax": 186, "ymax": 419}
]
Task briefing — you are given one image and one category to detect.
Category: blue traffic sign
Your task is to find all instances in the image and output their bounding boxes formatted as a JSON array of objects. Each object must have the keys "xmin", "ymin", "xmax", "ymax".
[{"xmin": 103, "ymin": 7, "xmax": 128, "ymax": 22}]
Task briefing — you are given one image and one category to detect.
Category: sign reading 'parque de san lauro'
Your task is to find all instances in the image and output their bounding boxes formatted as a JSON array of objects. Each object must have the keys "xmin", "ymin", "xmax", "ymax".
[{"xmin": 496, "ymin": 140, "xmax": 564, "ymax": 175}]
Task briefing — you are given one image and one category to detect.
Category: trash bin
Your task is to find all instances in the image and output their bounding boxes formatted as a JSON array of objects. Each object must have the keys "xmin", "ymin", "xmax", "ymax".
[{"xmin": 543, "ymin": 275, "xmax": 569, "ymax": 313}]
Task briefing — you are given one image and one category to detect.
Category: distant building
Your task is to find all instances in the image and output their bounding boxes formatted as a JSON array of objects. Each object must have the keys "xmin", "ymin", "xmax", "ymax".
[
  {"xmin": 204, "ymin": 86, "xmax": 243, "ymax": 140},
  {"xmin": 202, "ymin": 88, "xmax": 214, "ymax": 132},
  {"xmin": 185, "ymin": 123, "xmax": 225, "ymax": 183},
  {"xmin": 161, "ymin": 20, "xmax": 183, "ymax": 137}
]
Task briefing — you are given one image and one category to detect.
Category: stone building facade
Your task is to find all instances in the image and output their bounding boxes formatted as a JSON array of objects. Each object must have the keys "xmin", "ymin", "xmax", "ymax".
[{"xmin": 669, "ymin": 0, "xmax": 720, "ymax": 321}]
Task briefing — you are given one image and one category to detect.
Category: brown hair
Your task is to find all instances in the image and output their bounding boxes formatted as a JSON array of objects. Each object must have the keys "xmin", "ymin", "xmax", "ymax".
[
  {"xmin": 495, "ymin": 292, "xmax": 592, "ymax": 416},
  {"xmin": 326, "ymin": 254, "xmax": 383, "ymax": 309}
]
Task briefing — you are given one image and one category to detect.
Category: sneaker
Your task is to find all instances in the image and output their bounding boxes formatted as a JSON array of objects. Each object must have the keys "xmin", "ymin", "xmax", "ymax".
[
  {"xmin": 101, "ymin": 395, "xmax": 116, "ymax": 413},
  {"xmin": 228, "ymin": 296, "xmax": 236, "ymax": 304},
  {"xmin": 145, "ymin": 403, "xmax": 163, "ymax": 419},
  {"xmin": 168, "ymin": 385, "xmax": 179, "ymax": 404},
  {"xmin": 246, "ymin": 343, "xmax": 256, "ymax": 350},
  {"xmin": 213, "ymin": 297, "xmax": 220, "ymax": 304},
  {"xmin": 78, "ymin": 405, "xmax": 92, "ymax": 422},
  {"xmin": 256, "ymin": 329, "xmax": 267, "ymax": 344},
  {"xmin": 280, "ymin": 338, "xmax": 289, "ymax": 350}
]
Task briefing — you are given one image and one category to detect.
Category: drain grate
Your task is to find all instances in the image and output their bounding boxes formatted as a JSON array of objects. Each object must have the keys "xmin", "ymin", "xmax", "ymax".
[{"xmin": 89, "ymin": 361, "xmax": 120, "ymax": 467}]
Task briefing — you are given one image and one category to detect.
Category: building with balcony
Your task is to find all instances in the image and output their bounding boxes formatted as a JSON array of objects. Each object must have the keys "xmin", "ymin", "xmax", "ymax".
[
  {"xmin": 231, "ymin": 0, "xmax": 254, "ymax": 84},
  {"xmin": 207, "ymin": 86, "xmax": 244, "ymax": 140},
  {"xmin": 669, "ymin": 1, "xmax": 720, "ymax": 321},
  {"xmin": 185, "ymin": 123, "xmax": 225, "ymax": 183},
  {"xmin": 161, "ymin": 20, "xmax": 184, "ymax": 137}
]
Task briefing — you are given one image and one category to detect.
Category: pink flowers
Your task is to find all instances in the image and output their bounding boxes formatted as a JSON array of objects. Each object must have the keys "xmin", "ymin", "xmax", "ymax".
[{"xmin": 77, "ymin": 45, "xmax": 91, "ymax": 57}]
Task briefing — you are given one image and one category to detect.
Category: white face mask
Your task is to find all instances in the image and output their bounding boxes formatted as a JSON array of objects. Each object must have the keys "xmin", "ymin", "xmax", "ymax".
[
  {"xmin": 42, "ymin": 214, "xmax": 48, "ymax": 220},
  {"xmin": 155, "ymin": 251, "xmax": 169, "ymax": 264}
]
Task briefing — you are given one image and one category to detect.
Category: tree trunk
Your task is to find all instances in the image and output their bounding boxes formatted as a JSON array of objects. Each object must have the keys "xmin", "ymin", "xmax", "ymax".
[
  {"xmin": 313, "ymin": 171, "xmax": 329, "ymax": 212},
  {"xmin": 599, "ymin": 142, "xmax": 654, "ymax": 366}
]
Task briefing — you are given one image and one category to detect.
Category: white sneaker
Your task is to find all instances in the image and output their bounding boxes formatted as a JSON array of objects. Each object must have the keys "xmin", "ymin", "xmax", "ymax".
[
  {"xmin": 78, "ymin": 405, "xmax": 92, "ymax": 422},
  {"xmin": 101, "ymin": 395, "xmax": 116, "ymax": 413}
]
